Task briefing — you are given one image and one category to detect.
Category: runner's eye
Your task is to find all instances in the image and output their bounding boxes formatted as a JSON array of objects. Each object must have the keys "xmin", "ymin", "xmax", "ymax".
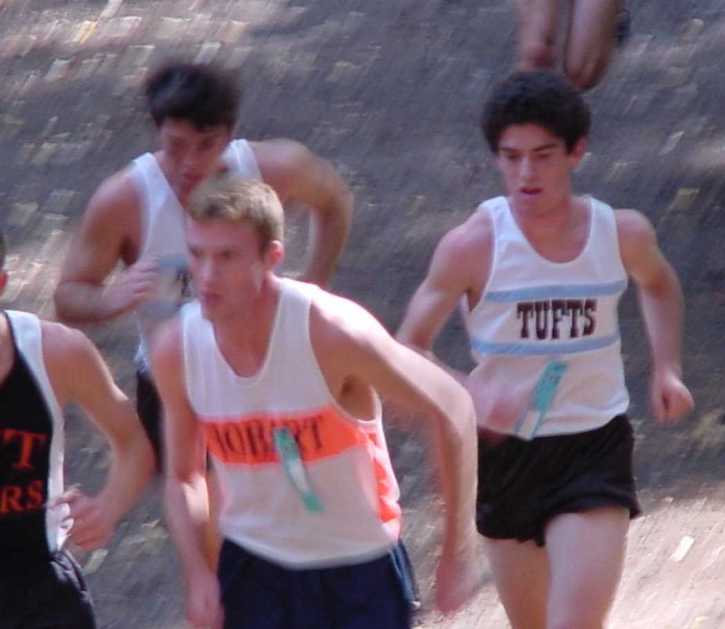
[{"xmin": 199, "ymin": 138, "xmax": 217, "ymax": 151}]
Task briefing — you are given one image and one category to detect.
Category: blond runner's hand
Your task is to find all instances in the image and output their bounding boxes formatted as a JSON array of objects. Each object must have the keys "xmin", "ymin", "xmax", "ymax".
[
  {"xmin": 186, "ymin": 569, "xmax": 224, "ymax": 629},
  {"xmin": 435, "ymin": 535, "xmax": 484, "ymax": 614}
]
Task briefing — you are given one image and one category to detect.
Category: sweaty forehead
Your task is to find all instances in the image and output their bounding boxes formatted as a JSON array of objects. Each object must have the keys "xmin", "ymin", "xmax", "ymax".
[
  {"xmin": 186, "ymin": 218, "xmax": 256, "ymax": 247},
  {"xmin": 162, "ymin": 118, "xmax": 228, "ymax": 141},
  {"xmin": 498, "ymin": 124, "xmax": 565, "ymax": 150}
]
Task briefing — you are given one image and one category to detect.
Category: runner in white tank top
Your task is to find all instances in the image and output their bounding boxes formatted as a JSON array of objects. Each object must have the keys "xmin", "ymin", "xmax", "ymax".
[
  {"xmin": 131, "ymin": 137, "xmax": 262, "ymax": 370},
  {"xmin": 464, "ymin": 193, "xmax": 629, "ymax": 440},
  {"xmin": 398, "ymin": 71, "xmax": 693, "ymax": 629},
  {"xmin": 54, "ymin": 62, "xmax": 354, "ymax": 470},
  {"xmin": 151, "ymin": 176, "xmax": 482, "ymax": 629}
]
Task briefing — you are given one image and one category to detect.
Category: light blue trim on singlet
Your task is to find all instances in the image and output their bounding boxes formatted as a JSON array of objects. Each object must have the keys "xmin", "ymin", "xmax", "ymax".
[
  {"xmin": 471, "ymin": 332, "xmax": 621, "ymax": 356},
  {"xmin": 484, "ymin": 279, "xmax": 627, "ymax": 303}
]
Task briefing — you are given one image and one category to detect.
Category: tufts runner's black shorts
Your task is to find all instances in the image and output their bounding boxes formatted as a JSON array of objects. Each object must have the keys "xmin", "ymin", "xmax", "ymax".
[{"xmin": 476, "ymin": 414, "xmax": 641, "ymax": 546}]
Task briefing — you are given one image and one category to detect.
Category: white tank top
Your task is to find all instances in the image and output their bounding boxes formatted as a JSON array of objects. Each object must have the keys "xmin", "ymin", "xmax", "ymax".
[
  {"xmin": 180, "ymin": 279, "xmax": 401, "ymax": 568},
  {"xmin": 5, "ymin": 311, "xmax": 70, "ymax": 553},
  {"xmin": 464, "ymin": 196, "xmax": 630, "ymax": 439},
  {"xmin": 130, "ymin": 139, "xmax": 262, "ymax": 368}
]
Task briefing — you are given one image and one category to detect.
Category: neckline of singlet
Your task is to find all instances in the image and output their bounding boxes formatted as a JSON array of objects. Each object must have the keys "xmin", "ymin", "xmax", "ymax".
[
  {"xmin": 502, "ymin": 195, "xmax": 596, "ymax": 268},
  {"xmin": 148, "ymin": 153, "xmax": 185, "ymax": 213},
  {"xmin": 209, "ymin": 280, "xmax": 291, "ymax": 387}
]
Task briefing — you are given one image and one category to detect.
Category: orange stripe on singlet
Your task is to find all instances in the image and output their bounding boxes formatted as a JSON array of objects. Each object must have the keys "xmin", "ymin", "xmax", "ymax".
[
  {"xmin": 202, "ymin": 406, "xmax": 401, "ymax": 528},
  {"xmin": 363, "ymin": 430, "xmax": 402, "ymax": 530},
  {"xmin": 202, "ymin": 406, "xmax": 368, "ymax": 466}
]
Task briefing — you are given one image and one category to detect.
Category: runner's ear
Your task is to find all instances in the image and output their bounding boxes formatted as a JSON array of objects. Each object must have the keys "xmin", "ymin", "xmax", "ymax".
[
  {"xmin": 264, "ymin": 240, "xmax": 284, "ymax": 271},
  {"xmin": 569, "ymin": 137, "xmax": 587, "ymax": 169}
]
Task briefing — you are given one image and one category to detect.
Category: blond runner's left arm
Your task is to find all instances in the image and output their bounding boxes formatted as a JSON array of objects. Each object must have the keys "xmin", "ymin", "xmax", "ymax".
[{"xmin": 312, "ymin": 299, "xmax": 481, "ymax": 613}]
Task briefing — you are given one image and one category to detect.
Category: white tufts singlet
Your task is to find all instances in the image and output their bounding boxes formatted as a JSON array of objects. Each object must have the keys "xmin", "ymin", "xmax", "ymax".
[{"xmin": 463, "ymin": 196, "xmax": 630, "ymax": 439}]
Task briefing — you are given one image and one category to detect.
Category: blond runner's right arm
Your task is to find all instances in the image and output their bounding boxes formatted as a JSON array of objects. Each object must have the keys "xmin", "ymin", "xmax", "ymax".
[
  {"xmin": 151, "ymin": 319, "xmax": 209, "ymax": 574},
  {"xmin": 54, "ymin": 173, "xmax": 158, "ymax": 324},
  {"xmin": 151, "ymin": 319, "xmax": 223, "ymax": 629}
]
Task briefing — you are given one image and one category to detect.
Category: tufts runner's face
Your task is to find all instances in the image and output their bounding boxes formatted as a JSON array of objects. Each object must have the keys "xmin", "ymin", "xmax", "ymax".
[{"xmin": 495, "ymin": 123, "xmax": 585, "ymax": 217}]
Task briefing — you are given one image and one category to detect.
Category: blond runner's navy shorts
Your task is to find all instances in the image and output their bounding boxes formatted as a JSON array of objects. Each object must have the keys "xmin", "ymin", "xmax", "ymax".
[{"xmin": 218, "ymin": 539, "xmax": 415, "ymax": 629}]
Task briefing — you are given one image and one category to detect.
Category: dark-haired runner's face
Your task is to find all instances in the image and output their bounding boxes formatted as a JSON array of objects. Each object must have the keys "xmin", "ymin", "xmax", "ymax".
[
  {"xmin": 158, "ymin": 118, "xmax": 232, "ymax": 201},
  {"xmin": 496, "ymin": 124, "xmax": 585, "ymax": 217}
]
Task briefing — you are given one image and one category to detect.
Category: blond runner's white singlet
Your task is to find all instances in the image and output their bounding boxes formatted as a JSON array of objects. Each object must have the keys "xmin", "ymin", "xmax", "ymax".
[
  {"xmin": 464, "ymin": 196, "xmax": 630, "ymax": 440},
  {"xmin": 181, "ymin": 279, "xmax": 402, "ymax": 568}
]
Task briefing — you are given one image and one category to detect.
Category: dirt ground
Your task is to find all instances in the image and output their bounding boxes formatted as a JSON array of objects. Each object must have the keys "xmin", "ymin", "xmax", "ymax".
[{"xmin": 2, "ymin": 1, "xmax": 725, "ymax": 627}]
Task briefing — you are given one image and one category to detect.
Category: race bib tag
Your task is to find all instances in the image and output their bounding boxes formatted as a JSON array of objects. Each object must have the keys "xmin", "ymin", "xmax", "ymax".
[
  {"xmin": 273, "ymin": 427, "xmax": 324, "ymax": 513},
  {"xmin": 530, "ymin": 360, "xmax": 568, "ymax": 436}
]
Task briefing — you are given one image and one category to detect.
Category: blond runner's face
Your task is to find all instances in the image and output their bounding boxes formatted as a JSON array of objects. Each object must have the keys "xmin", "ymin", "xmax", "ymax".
[
  {"xmin": 186, "ymin": 219, "xmax": 280, "ymax": 322},
  {"xmin": 495, "ymin": 123, "xmax": 585, "ymax": 218}
]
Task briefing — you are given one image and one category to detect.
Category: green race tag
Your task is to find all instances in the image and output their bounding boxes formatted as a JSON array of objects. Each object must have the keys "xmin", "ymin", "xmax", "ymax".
[
  {"xmin": 529, "ymin": 360, "xmax": 568, "ymax": 436},
  {"xmin": 273, "ymin": 427, "xmax": 324, "ymax": 513}
]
